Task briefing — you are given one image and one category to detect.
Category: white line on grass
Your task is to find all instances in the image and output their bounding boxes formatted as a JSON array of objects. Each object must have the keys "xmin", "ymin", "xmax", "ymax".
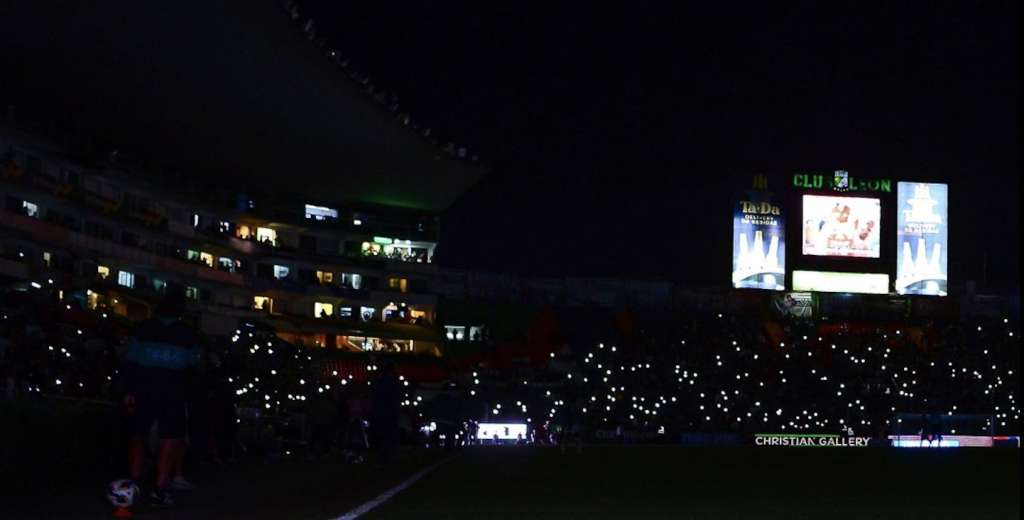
[{"xmin": 329, "ymin": 456, "xmax": 455, "ymax": 520}]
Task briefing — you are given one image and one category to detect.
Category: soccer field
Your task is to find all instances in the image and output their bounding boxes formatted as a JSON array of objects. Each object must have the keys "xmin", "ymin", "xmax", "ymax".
[{"xmin": 365, "ymin": 446, "xmax": 1020, "ymax": 520}]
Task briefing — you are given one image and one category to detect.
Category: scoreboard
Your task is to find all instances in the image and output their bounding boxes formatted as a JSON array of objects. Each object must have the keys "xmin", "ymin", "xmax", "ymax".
[{"xmin": 732, "ymin": 171, "xmax": 948, "ymax": 296}]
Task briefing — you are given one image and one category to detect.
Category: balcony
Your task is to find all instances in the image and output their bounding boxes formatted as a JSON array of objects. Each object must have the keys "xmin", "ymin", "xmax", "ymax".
[{"xmin": 0, "ymin": 211, "xmax": 246, "ymax": 287}]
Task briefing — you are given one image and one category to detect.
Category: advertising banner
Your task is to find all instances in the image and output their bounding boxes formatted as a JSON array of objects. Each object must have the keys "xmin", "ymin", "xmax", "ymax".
[
  {"xmin": 732, "ymin": 200, "xmax": 785, "ymax": 290},
  {"xmin": 792, "ymin": 271, "xmax": 889, "ymax": 294},
  {"xmin": 896, "ymin": 182, "xmax": 948, "ymax": 296},
  {"xmin": 802, "ymin": 195, "xmax": 881, "ymax": 258},
  {"xmin": 477, "ymin": 423, "xmax": 528, "ymax": 440}
]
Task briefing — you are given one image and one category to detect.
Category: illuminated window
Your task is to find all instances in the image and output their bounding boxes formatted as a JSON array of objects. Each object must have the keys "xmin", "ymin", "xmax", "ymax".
[
  {"xmin": 316, "ymin": 271, "xmax": 334, "ymax": 284},
  {"xmin": 341, "ymin": 273, "xmax": 362, "ymax": 290},
  {"xmin": 117, "ymin": 271, "xmax": 135, "ymax": 288},
  {"xmin": 382, "ymin": 302, "xmax": 399, "ymax": 322},
  {"xmin": 388, "ymin": 278, "xmax": 408, "ymax": 293},
  {"xmin": 256, "ymin": 227, "xmax": 277, "ymax": 246},
  {"xmin": 236, "ymin": 225, "xmax": 252, "ymax": 240},
  {"xmin": 218, "ymin": 257, "xmax": 234, "ymax": 271},
  {"xmin": 219, "ymin": 221, "xmax": 232, "ymax": 233},
  {"xmin": 22, "ymin": 201, "xmax": 39, "ymax": 218},
  {"xmin": 469, "ymin": 326, "xmax": 485, "ymax": 342},
  {"xmin": 42, "ymin": 251, "xmax": 51, "ymax": 267},
  {"xmin": 273, "ymin": 265, "xmax": 290, "ymax": 280},
  {"xmin": 253, "ymin": 296, "xmax": 273, "ymax": 313},
  {"xmin": 86, "ymin": 290, "xmax": 99, "ymax": 310},
  {"xmin": 192, "ymin": 214, "xmax": 200, "ymax": 228},
  {"xmin": 339, "ymin": 306, "xmax": 353, "ymax": 318},
  {"xmin": 305, "ymin": 204, "xmax": 338, "ymax": 221},
  {"xmin": 445, "ymin": 326, "xmax": 466, "ymax": 341},
  {"xmin": 97, "ymin": 265, "xmax": 110, "ymax": 280},
  {"xmin": 360, "ymin": 306, "xmax": 375, "ymax": 322},
  {"xmin": 185, "ymin": 286, "xmax": 200, "ymax": 301},
  {"xmin": 199, "ymin": 252, "xmax": 214, "ymax": 267},
  {"xmin": 314, "ymin": 302, "xmax": 334, "ymax": 318},
  {"xmin": 153, "ymin": 279, "xmax": 167, "ymax": 293},
  {"xmin": 187, "ymin": 250, "xmax": 201, "ymax": 262}
]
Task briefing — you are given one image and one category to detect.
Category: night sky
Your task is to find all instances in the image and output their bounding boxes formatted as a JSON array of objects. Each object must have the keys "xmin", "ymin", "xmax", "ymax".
[
  {"xmin": 1, "ymin": 2, "xmax": 1018, "ymax": 288},
  {"xmin": 302, "ymin": 1, "xmax": 1018, "ymax": 287}
]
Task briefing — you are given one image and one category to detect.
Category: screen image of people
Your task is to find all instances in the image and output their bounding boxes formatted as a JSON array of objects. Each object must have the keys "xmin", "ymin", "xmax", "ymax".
[{"xmin": 802, "ymin": 195, "xmax": 881, "ymax": 258}]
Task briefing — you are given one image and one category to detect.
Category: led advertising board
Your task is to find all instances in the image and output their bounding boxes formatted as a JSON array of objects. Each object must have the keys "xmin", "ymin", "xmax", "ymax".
[
  {"xmin": 791, "ymin": 271, "xmax": 889, "ymax": 294},
  {"xmin": 802, "ymin": 195, "xmax": 881, "ymax": 258},
  {"xmin": 477, "ymin": 423, "xmax": 528, "ymax": 440},
  {"xmin": 732, "ymin": 200, "xmax": 785, "ymax": 290},
  {"xmin": 896, "ymin": 182, "xmax": 948, "ymax": 296},
  {"xmin": 772, "ymin": 292, "xmax": 814, "ymax": 318}
]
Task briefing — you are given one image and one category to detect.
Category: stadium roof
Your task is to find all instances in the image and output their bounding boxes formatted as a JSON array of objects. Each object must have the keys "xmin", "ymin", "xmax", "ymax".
[{"xmin": 0, "ymin": 1, "xmax": 486, "ymax": 213}]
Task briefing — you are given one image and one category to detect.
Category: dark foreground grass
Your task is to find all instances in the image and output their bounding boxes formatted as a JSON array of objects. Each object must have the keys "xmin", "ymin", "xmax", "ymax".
[
  {"xmin": 367, "ymin": 446, "xmax": 1020, "ymax": 520},
  {"xmin": 7, "ymin": 449, "xmax": 446, "ymax": 520}
]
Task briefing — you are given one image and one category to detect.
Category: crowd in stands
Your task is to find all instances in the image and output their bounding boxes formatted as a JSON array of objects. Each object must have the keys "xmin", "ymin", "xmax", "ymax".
[
  {"xmin": 1, "ymin": 287, "xmax": 1019, "ymax": 458},
  {"xmin": 462, "ymin": 313, "xmax": 1019, "ymax": 443}
]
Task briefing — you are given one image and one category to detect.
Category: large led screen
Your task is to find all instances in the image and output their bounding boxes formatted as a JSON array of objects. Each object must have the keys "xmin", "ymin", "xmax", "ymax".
[
  {"xmin": 732, "ymin": 200, "xmax": 785, "ymax": 290},
  {"xmin": 477, "ymin": 423, "xmax": 528, "ymax": 440},
  {"xmin": 896, "ymin": 182, "xmax": 948, "ymax": 296},
  {"xmin": 791, "ymin": 271, "xmax": 889, "ymax": 294},
  {"xmin": 802, "ymin": 195, "xmax": 881, "ymax": 258}
]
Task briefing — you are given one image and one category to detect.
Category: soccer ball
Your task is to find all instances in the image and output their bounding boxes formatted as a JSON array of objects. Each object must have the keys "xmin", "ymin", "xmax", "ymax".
[{"xmin": 107, "ymin": 479, "xmax": 139, "ymax": 508}]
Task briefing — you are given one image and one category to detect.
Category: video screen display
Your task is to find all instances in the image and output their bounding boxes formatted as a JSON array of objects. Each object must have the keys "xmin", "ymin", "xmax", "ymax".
[
  {"xmin": 802, "ymin": 195, "xmax": 881, "ymax": 258},
  {"xmin": 896, "ymin": 182, "xmax": 948, "ymax": 296},
  {"xmin": 732, "ymin": 200, "xmax": 785, "ymax": 290}
]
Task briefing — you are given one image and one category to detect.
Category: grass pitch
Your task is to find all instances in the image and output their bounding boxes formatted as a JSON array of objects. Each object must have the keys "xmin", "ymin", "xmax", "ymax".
[{"xmin": 366, "ymin": 446, "xmax": 1019, "ymax": 520}]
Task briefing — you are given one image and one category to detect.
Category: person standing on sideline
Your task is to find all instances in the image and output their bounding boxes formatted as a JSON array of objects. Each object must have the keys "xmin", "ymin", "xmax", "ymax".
[
  {"xmin": 122, "ymin": 291, "xmax": 201, "ymax": 508},
  {"xmin": 370, "ymin": 363, "xmax": 401, "ymax": 465}
]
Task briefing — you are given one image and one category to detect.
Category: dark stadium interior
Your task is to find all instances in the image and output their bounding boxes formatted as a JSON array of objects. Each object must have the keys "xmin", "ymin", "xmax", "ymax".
[{"xmin": 0, "ymin": 1, "xmax": 1018, "ymax": 519}]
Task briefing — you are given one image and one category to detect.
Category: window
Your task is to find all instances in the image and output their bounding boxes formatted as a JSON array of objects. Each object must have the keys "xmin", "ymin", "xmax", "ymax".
[
  {"xmin": 469, "ymin": 326, "xmax": 485, "ymax": 342},
  {"xmin": 218, "ymin": 257, "xmax": 234, "ymax": 271},
  {"xmin": 86, "ymin": 290, "xmax": 99, "ymax": 310},
  {"xmin": 187, "ymin": 250, "xmax": 201, "ymax": 262},
  {"xmin": 388, "ymin": 277, "xmax": 408, "ymax": 293},
  {"xmin": 273, "ymin": 265, "xmax": 290, "ymax": 280},
  {"xmin": 21, "ymin": 201, "xmax": 39, "ymax": 218},
  {"xmin": 361, "ymin": 240, "xmax": 434, "ymax": 263},
  {"xmin": 117, "ymin": 271, "xmax": 135, "ymax": 288},
  {"xmin": 219, "ymin": 221, "xmax": 232, "ymax": 233},
  {"xmin": 256, "ymin": 227, "xmax": 277, "ymax": 246},
  {"xmin": 185, "ymin": 286, "xmax": 200, "ymax": 301},
  {"xmin": 304, "ymin": 204, "xmax": 338, "ymax": 221},
  {"xmin": 153, "ymin": 279, "xmax": 167, "ymax": 293},
  {"xmin": 236, "ymin": 225, "xmax": 252, "ymax": 240},
  {"xmin": 382, "ymin": 303, "xmax": 400, "ymax": 322},
  {"xmin": 360, "ymin": 306, "xmax": 375, "ymax": 322},
  {"xmin": 199, "ymin": 252, "xmax": 214, "ymax": 268},
  {"xmin": 314, "ymin": 302, "xmax": 334, "ymax": 318},
  {"xmin": 42, "ymin": 251, "xmax": 51, "ymax": 267},
  {"xmin": 192, "ymin": 213, "xmax": 200, "ymax": 228},
  {"xmin": 97, "ymin": 265, "xmax": 111, "ymax": 280},
  {"xmin": 445, "ymin": 326, "xmax": 467, "ymax": 341},
  {"xmin": 339, "ymin": 306, "xmax": 353, "ymax": 318},
  {"xmin": 316, "ymin": 271, "xmax": 334, "ymax": 284},
  {"xmin": 253, "ymin": 296, "xmax": 273, "ymax": 312},
  {"xmin": 341, "ymin": 273, "xmax": 362, "ymax": 290}
]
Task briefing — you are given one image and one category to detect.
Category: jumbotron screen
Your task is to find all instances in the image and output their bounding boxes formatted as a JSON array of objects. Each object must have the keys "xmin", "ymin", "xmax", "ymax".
[{"xmin": 802, "ymin": 195, "xmax": 881, "ymax": 258}]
